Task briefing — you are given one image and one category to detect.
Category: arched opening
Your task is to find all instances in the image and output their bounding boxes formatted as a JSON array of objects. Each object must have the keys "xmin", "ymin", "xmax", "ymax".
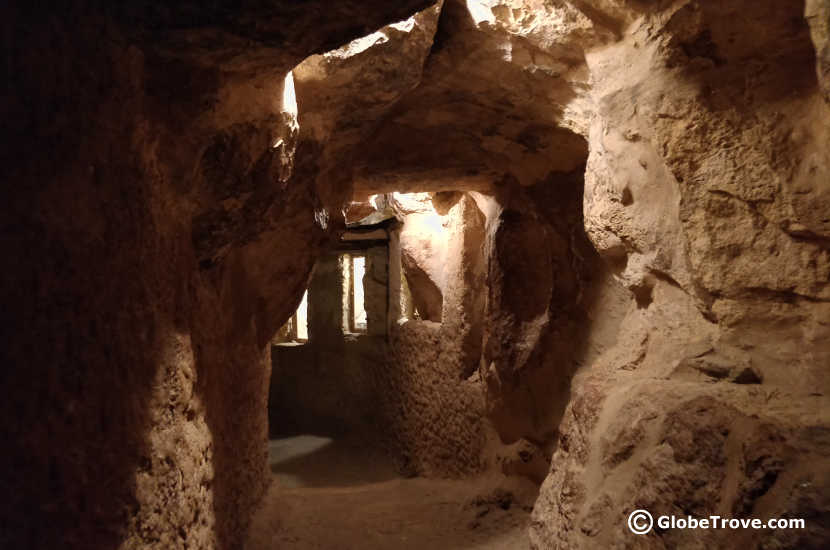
[
  {"xmin": 251, "ymin": 1, "xmax": 617, "ymax": 546},
  {"xmin": 7, "ymin": 0, "xmax": 830, "ymax": 549}
]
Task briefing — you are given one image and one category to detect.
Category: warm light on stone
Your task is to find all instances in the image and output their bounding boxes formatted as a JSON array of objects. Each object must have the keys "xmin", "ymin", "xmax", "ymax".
[
  {"xmin": 465, "ymin": 0, "xmax": 496, "ymax": 26},
  {"xmin": 4, "ymin": 0, "xmax": 829, "ymax": 549}
]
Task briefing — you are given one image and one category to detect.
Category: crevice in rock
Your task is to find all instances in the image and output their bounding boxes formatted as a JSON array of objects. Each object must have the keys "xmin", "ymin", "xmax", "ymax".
[{"xmin": 4, "ymin": 1, "xmax": 830, "ymax": 549}]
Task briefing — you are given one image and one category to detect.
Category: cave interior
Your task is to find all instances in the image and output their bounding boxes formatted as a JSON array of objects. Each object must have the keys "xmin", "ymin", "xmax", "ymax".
[{"xmin": 2, "ymin": 0, "xmax": 830, "ymax": 549}]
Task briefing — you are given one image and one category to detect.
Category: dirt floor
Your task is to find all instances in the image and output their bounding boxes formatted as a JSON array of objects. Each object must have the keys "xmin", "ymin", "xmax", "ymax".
[{"xmin": 245, "ymin": 436, "xmax": 537, "ymax": 549}]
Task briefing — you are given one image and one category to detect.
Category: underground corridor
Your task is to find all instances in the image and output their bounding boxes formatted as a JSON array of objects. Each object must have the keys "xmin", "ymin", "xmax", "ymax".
[
  {"xmin": 2, "ymin": 1, "xmax": 830, "ymax": 550},
  {"xmin": 254, "ymin": 185, "xmax": 591, "ymax": 548}
]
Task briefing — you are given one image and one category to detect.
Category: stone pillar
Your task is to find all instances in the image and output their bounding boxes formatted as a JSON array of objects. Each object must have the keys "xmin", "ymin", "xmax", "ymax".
[
  {"xmin": 440, "ymin": 195, "xmax": 486, "ymax": 379},
  {"xmin": 365, "ymin": 246, "xmax": 389, "ymax": 336}
]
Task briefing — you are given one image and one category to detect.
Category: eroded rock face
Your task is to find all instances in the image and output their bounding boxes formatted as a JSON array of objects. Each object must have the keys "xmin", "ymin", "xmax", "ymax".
[
  {"xmin": 0, "ymin": 1, "xmax": 436, "ymax": 549},
  {"xmin": 479, "ymin": 170, "xmax": 628, "ymax": 446},
  {"xmin": 327, "ymin": 0, "xmax": 830, "ymax": 547},
  {"xmin": 584, "ymin": 0, "xmax": 830, "ymax": 310},
  {"xmin": 291, "ymin": 2, "xmax": 442, "ymax": 211},
  {"xmin": 519, "ymin": 1, "xmax": 830, "ymax": 548},
  {"xmin": 4, "ymin": 0, "xmax": 830, "ymax": 548},
  {"xmin": 352, "ymin": 0, "xmax": 595, "ymax": 194},
  {"xmin": 383, "ymin": 193, "xmax": 491, "ymax": 476},
  {"xmin": 530, "ymin": 282, "xmax": 830, "ymax": 549},
  {"xmin": 394, "ymin": 192, "xmax": 450, "ymax": 322},
  {"xmin": 807, "ymin": 0, "xmax": 830, "ymax": 100}
]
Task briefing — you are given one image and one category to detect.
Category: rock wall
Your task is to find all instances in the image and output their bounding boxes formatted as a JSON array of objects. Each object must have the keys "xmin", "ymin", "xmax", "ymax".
[
  {"xmin": 381, "ymin": 194, "xmax": 491, "ymax": 476},
  {"xmin": 480, "ymin": 170, "xmax": 629, "ymax": 448},
  {"xmin": 396, "ymin": 193, "xmax": 450, "ymax": 322},
  {"xmin": 0, "ymin": 2, "xmax": 435, "ymax": 549},
  {"xmin": 270, "ymin": 248, "xmax": 388, "ymax": 439},
  {"xmin": 304, "ymin": 0, "xmax": 830, "ymax": 546},
  {"xmin": 526, "ymin": 0, "xmax": 830, "ymax": 548},
  {"xmin": 4, "ymin": 0, "xmax": 830, "ymax": 548}
]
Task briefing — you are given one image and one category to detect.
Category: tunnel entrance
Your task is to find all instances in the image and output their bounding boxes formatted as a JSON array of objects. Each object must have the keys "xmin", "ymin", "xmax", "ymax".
[
  {"xmin": 252, "ymin": 1, "xmax": 616, "ymax": 546},
  {"xmin": 255, "ymin": 5, "xmax": 601, "ymax": 536},
  {"xmin": 254, "ymin": 174, "xmax": 605, "ymax": 547},
  {"xmin": 256, "ymin": 192, "xmax": 543, "ymax": 549}
]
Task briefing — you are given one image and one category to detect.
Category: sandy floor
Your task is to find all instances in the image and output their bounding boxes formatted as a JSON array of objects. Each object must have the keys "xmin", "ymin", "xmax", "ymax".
[{"xmin": 245, "ymin": 436, "xmax": 536, "ymax": 550}]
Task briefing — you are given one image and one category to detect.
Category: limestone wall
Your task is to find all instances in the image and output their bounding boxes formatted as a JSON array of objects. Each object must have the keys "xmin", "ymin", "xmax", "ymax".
[
  {"xmin": 0, "ymin": 2, "xmax": 435, "ymax": 548},
  {"xmin": 381, "ymin": 194, "xmax": 491, "ymax": 476},
  {"xmin": 5, "ymin": 1, "xmax": 830, "ymax": 548},
  {"xmin": 289, "ymin": 1, "xmax": 830, "ymax": 546}
]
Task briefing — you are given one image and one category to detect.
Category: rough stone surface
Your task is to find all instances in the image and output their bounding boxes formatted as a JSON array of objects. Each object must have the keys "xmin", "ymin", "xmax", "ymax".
[
  {"xmin": 382, "ymin": 195, "xmax": 492, "ymax": 476},
  {"xmin": 383, "ymin": 320, "xmax": 489, "ymax": 476},
  {"xmin": 5, "ymin": 0, "xmax": 830, "ymax": 548},
  {"xmin": 530, "ymin": 282, "xmax": 830, "ymax": 550},
  {"xmin": 0, "ymin": 1, "xmax": 437, "ymax": 549},
  {"xmin": 520, "ymin": 2, "xmax": 830, "ymax": 546},
  {"xmin": 309, "ymin": 0, "xmax": 830, "ymax": 547},
  {"xmin": 394, "ymin": 192, "xmax": 453, "ymax": 322},
  {"xmin": 583, "ymin": 0, "xmax": 830, "ymax": 312},
  {"xmin": 480, "ymin": 170, "xmax": 628, "ymax": 446},
  {"xmin": 292, "ymin": 3, "xmax": 443, "ymax": 212}
]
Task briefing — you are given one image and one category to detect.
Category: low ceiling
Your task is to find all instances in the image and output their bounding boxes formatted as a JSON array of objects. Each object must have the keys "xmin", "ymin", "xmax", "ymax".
[{"xmin": 290, "ymin": 0, "xmax": 598, "ymax": 201}]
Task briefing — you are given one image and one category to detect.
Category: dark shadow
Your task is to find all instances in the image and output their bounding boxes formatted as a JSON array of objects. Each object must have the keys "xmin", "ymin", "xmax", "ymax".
[
  {"xmin": 484, "ymin": 158, "xmax": 628, "ymax": 456},
  {"xmin": 268, "ymin": 435, "xmax": 399, "ymax": 488},
  {"xmin": 0, "ymin": 6, "xmax": 161, "ymax": 547}
]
